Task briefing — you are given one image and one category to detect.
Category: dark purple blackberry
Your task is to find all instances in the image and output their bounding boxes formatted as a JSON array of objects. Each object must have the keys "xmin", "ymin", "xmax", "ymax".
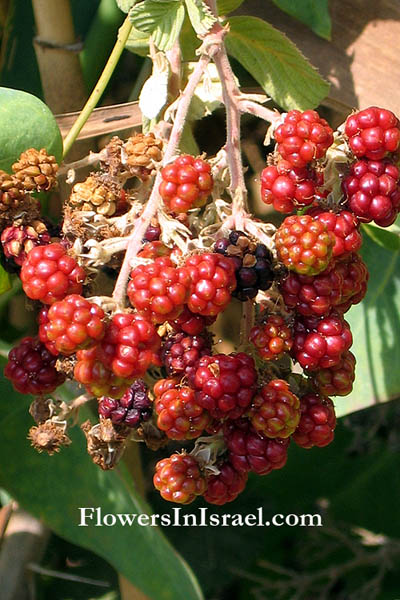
[
  {"xmin": 143, "ymin": 221, "xmax": 161, "ymax": 242},
  {"xmin": 160, "ymin": 332, "xmax": 211, "ymax": 383},
  {"xmin": 98, "ymin": 380, "xmax": 152, "ymax": 428},
  {"xmin": 214, "ymin": 231, "xmax": 274, "ymax": 301}
]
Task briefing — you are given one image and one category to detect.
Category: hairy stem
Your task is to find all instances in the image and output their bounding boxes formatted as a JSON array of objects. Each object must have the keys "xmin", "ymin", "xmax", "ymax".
[
  {"xmin": 63, "ymin": 16, "xmax": 133, "ymax": 159},
  {"xmin": 112, "ymin": 53, "xmax": 212, "ymax": 307},
  {"xmin": 213, "ymin": 46, "xmax": 248, "ymax": 229},
  {"xmin": 238, "ymin": 99, "xmax": 281, "ymax": 125}
]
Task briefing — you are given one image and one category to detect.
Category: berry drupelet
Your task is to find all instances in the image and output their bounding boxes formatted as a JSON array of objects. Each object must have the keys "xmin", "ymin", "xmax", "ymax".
[
  {"xmin": 153, "ymin": 453, "xmax": 207, "ymax": 504},
  {"xmin": 214, "ymin": 231, "xmax": 274, "ymax": 301},
  {"xmin": 292, "ymin": 393, "xmax": 336, "ymax": 448},
  {"xmin": 98, "ymin": 380, "xmax": 152, "ymax": 428},
  {"xmin": 5, "ymin": 337, "xmax": 65, "ymax": 395}
]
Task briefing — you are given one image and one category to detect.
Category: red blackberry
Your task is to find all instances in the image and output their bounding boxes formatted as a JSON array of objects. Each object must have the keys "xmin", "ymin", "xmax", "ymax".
[
  {"xmin": 203, "ymin": 461, "xmax": 248, "ymax": 505},
  {"xmin": 193, "ymin": 352, "xmax": 258, "ymax": 420},
  {"xmin": 154, "ymin": 385, "xmax": 211, "ymax": 440},
  {"xmin": 159, "ymin": 155, "xmax": 213, "ymax": 213},
  {"xmin": 249, "ymin": 379, "xmax": 300, "ymax": 438},
  {"xmin": 184, "ymin": 252, "xmax": 237, "ymax": 316},
  {"xmin": 98, "ymin": 380, "xmax": 152, "ymax": 427},
  {"xmin": 311, "ymin": 350, "xmax": 356, "ymax": 397},
  {"xmin": 292, "ymin": 393, "xmax": 336, "ymax": 448},
  {"xmin": 214, "ymin": 231, "xmax": 274, "ymax": 301},
  {"xmin": 279, "ymin": 264, "xmax": 344, "ymax": 317},
  {"xmin": 274, "ymin": 109, "xmax": 334, "ymax": 167},
  {"xmin": 1, "ymin": 221, "xmax": 51, "ymax": 267},
  {"xmin": 335, "ymin": 253, "xmax": 369, "ymax": 313},
  {"xmin": 261, "ymin": 161, "xmax": 318, "ymax": 213},
  {"xmin": 223, "ymin": 418, "xmax": 289, "ymax": 475},
  {"xmin": 127, "ymin": 256, "xmax": 192, "ymax": 324},
  {"xmin": 344, "ymin": 106, "xmax": 400, "ymax": 160},
  {"xmin": 275, "ymin": 215, "xmax": 335, "ymax": 276},
  {"xmin": 160, "ymin": 332, "xmax": 211, "ymax": 382},
  {"xmin": 169, "ymin": 305, "xmax": 216, "ymax": 335},
  {"xmin": 20, "ymin": 243, "xmax": 86, "ymax": 304},
  {"xmin": 250, "ymin": 315, "xmax": 293, "ymax": 360},
  {"xmin": 308, "ymin": 209, "xmax": 362, "ymax": 258},
  {"xmin": 153, "ymin": 453, "xmax": 207, "ymax": 504},
  {"xmin": 5, "ymin": 337, "xmax": 65, "ymax": 395},
  {"xmin": 99, "ymin": 313, "xmax": 161, "ymax": 379},
  {"xmin": 74, "ymin": 345, "xmax": 133, "ymax": 399},
  {"xmin": 342, "ymin": 159, "xmax": 400, "ymax": 227},
  {"xmin": 38, "ymin": 294, "xmax": 105, "ymax": 355},
  {"xmin": 292, "ymin": 310, "xmax": 353, "ymax": 371}
]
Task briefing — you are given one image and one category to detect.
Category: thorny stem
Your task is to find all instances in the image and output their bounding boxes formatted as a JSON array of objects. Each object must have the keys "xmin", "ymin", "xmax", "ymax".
[
  {"xmin": 62, "ymin": 16, "xmax": 133, "ymax": 159},
  {"xmin": 213, "ymin": 46, "xmax": 248, "ymax": 229},
  {"xmin": 238, "ymin": 99, "xmax": 281, "ymax": 126},
  {"xmin": 112, "ymin": 53, "xmax": 214, "ymax": 307}
]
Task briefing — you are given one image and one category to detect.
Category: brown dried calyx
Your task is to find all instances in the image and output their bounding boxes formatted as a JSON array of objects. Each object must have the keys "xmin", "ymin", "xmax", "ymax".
[
  {"xmin": 28, "ymin": 420, "xmax": 71, "ymax": 455},
  {"xmin": 68, "ymin": 173, "xmax": 120, "ymax": 217},
  {"xmin": 29, "ymin": 397, "xmax": 56, "ymax": 424},
  {"xmin": 81, "ymin": 419, "xmax": 128, "ymax": 470},
  {"xmin": 124, "ymin": 132, "xmax": 163, "ymax": 167},
  {"xmin": 0, "ymin": 170, "xmax": 25, "ymax": 210},
  {"xmin": 12, "ymin": 148, "xmax": 58, "ymax": 192}
]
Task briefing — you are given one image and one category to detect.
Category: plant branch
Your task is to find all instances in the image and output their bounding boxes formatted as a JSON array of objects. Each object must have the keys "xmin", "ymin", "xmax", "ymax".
[
  {"xmin": 213, "ymin": 46, "xmax": 248, "ymax": 229},
  {"xmin": 112, "ymin": 52, "xmax": 213, "ymax": 307},
  {"xmin": 238, "ymin": 99, "xmax": 281, "ymax": 125},
  {"xmin": 62, "ymin": 16, "xmax": 133, "ymax": 159}
]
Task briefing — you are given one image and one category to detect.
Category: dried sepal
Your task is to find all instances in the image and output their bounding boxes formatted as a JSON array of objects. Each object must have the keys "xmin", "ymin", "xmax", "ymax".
[
  {"xmin": 28, "ymin": 420, "xmax": 71, "ymax": 455},
  {"xmin": 81, "ymin": 419, "xmax": 128, "ymax": 470}
]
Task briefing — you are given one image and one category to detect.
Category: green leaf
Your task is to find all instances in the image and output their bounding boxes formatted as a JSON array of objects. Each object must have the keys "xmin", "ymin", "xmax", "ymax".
[
  {"xmin": 184, "ymin": 0, "xmax": 216, "ymax": 35},
  {"xmin": 0, "ymin": 88, "xmax": 63, "ymax": 173},
  {"xmin": 125, "ymin": 24, "xmax": 151, "ymax": 56},
  {"xmin": 129, "ymin": 0, "xmax": 185, "ymax": 52},
  {"xmin": 363, "ymin": 223, "xmax": 400, "ymax": 252},
  {"xmin": 0, "ymin": 372, "xmax": 203, "ymax": 600},
  {"xmin": 116, "ymin": 0, "xmax": 139, "ymax": 12},
  {"xmin": 271, "ymin": 0, "xmax": 332, "ymax": 40},
  {"xmin": 0, "ymin": 267, "xmax": 11, "ymax": 296},
  {"xmin": 225, "ymin": 16, "xmax": 330, "ymax": 111},
  {"xmin": 336, "ymin": 233, "xmax": 400, "ymax": 417},
  {"xmin": 217, "ymin": 0, "xmax": 244, "ymax": 14}
]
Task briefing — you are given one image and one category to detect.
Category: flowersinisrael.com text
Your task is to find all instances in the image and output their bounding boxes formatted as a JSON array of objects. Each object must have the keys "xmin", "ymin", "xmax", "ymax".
[{"xmin": 78, "ymin": 507, "xmax": 323, "ymax": 528}]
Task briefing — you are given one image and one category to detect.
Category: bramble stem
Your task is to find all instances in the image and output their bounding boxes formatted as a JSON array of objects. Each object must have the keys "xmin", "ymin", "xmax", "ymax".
[
  {"xmin": 62, "ymin": 16, "xmax": 133, "ymax": 159},
  {"xmin": 238, "ymin": 99, "xmax": 281, "ymax": 126},
  {"xmin": 111, "ymin": 53, "xmax": 213, "ymax": 307},
  {"xmin": 213, "ymin": 46, "xmax": 248, "ymax": 229}
]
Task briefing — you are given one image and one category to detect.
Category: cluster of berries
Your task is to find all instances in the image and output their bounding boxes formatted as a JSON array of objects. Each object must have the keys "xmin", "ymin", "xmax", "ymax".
[{"xmin": 3, "ymin": 107, "xmax": 398, "ymax": 506}]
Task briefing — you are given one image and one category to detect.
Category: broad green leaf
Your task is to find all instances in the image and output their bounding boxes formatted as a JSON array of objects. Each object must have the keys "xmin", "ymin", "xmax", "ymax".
[
  {"xmin": 216, "ymin": 0, "xmax": 244, "ymax": 14},
  {"xmin": 125, "ymin": 24, "xmax": 151, "ymax": 56},
  {"xmin": 0, "ymin": 267, "xmax": 11, "ymax": 295},
  {"xmin": 225, "ymin": 16, "xmax": 330, "ymax": 111},
  {"xmin": 129, "ymin": 0, "xmax": 185, "ymax": 52},
  {"xmin": 116, "ymin": 0, "xmax": 139, "ymax": 12},
  {"xmin": 0, "ymin": 88, "xmax": 63, "ymax": 173},
  {"xmin": 336, "ymin": 233, "xmax": 400, "ymax": 417},
  {"xmin": 271, "ymin": 0, "xmax": 332, "ymax": 40},
  {"xmin": 0, "ymin": 372, "xmax": 203, "ymax": 600},
  {"xmin": 363, "ymin": 223, "xmax": 400, "ymax": 252},
  {"xmin": 184, "ymin": 0, "xmax": 216, "ymax": 35}
]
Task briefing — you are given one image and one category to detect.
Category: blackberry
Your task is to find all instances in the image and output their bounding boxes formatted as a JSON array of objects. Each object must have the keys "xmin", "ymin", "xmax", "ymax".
[
  {"xmin": 98, "ymin": 380, "xmax": 152, "ymax": 428},
  {"xmin": 160, "ymin": 332, "xmax": 211, "ymax": 383},
  {"xmin": 214, "ymin": 231, "xmax": 274, "ymax": 301}
]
